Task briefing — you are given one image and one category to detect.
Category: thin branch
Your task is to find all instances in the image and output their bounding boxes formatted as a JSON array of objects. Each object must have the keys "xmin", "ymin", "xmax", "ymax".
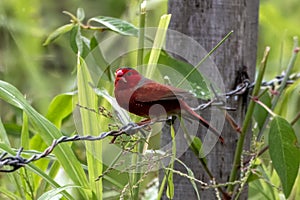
[
  {"xmin": 227, "ymin": 46, "xmax": 270, "ymax": 193},
  {"xmin": 291, "ymin": 110, "xmax": 300, "ymax": 126}
]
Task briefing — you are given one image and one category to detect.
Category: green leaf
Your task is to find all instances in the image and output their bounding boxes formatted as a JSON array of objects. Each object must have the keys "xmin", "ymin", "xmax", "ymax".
[
  {"xmin": 88, "ymin": 16, "xmax": 138, "ymax": 36},
  {"xmin": 0, "ymin": 80, "xmax": 89, "ymax": 198},
  {"xmin": 248, "ymin": 162, "xmax": 277, "ymax": 200},
  {"xmin": 38, "ymin": 185, "xmax": 80, "ymax": 200},
  {"xmin": 276, "ymin": 79, "xmax": 300, "ymax": 136},
  {"xmin": 81, "ymin": 36, "xmax": 91, "ymax": 58},
  {"xmin": 253, "ymin": 90, "xmax": 272, "ymax": 130},
  {"xmin": 249, "ymin": 179, "xmax": 275, "ymax": 200},
  {"xmin": 77, "ymin": 56, "xmax": 102, "ymax": 197},
  {"xmin": 93, "ymin": 88, "xmax": 130, "ymax": 125},
  {"xmin": 175, "ymin": 158, "xmax": 200, "ymax": 200},
  {"xmin": 145, "ymin": 51, "xmax": 211, "ymax": 99},
  {"xmin": 0, "ymin": 120, "xmax": 25, "ymax": 199},
  {"xmin": 166, "ymin": 124, "xmax": 176, "ymax": 199},
  {"xmin": 0, "ymin": 143, "xmax": 75, "ymax": 199},
  {"xmin": 269, "ymin": 116, "xmax": 300, "ymax": 198},
  {"xmin": 145, "ymin": 14, "xmax": 171, "ymax": 79},
  {"xmin": 76, "ymin": 8, "xmax": 85, "ymax": 21},
  {"xmin": 70, "ymin": 25, "xmax": 82, "ymax": 54},
  {"xmin": 189, "ymin": 136, "xmax": 206, "ymax": 162},
  {"xmin": 46, "ymin": 92, "xmax": 75, "ymax": 128},
  {"xmin": 70, "ymin": 25, "xmax": 91, "ymax": 58},
  {"xmin": 20, "ymin": 112, "xmax": 35, "ymax": 194},
  {"xmin": 3, "ymin": 123, "xmax": 22, "ymax": 137},
  {"xmin": 0, "ymin": 187, "xmax": 22, "ymax": 200},
  {"xmin": 43, "ymin": 24, "xmax": 74, "ymax": 46},
  {"xmin": 90, "ymin": 36, "xmax": 99, "ymax": 51},
  {"xmin": 166, "ymin": 173, "xmax": 174, "ymax": 199},
  {"xmin": 89, "ymin": 41, "xmax": 111, "ymax": 81},
  {"xmin": 0, "ymin": 117, "xmax": 10, "ymax": 145},
  {"xmin": 21, "ymin": 112, "xmax": 29, "ymax": 149}
]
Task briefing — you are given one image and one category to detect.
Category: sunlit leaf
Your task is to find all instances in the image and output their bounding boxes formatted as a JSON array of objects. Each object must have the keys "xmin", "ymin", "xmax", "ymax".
[
  {"xmin": 46, "ymin": 92, "xmax": 75, "ymax": 128},
  {"xmin": 77, "ymin": 56, "xmax": 102, "ymax": 197},
  {"xmin": 43, "ymin": 24, "xmax": 74, "ymax": 46},
  {"xmin": 269, "ymin": 116, "xmax": 300, "ymax": 198},
  {"xmin": 189, "ymin": 136, "xmax": 207, "ymax": 163},
  {"xmin": 0, "ymin": 80, "xmax": 89, "ymax": 198},
  {"xmin": 145, "ymin": 14, "xmax": 171, "ymax": 79},
  {"xmin": 166, "ymin": 172, "xmax": 174, "ymax": 199},
  {"xmin": 76, "ymin": 8, "xmax": 85, "ymax": 21},
  {"xmin": 249, "ymin": 178, "xmax": 276, "ymax": 200},
  {"xmin": 38, "ymin": 185, "xmax": 80, "ymax": 200},
  {"xmin": 88, "ymin": 16, "xmax": 138, "ymax": 36}
]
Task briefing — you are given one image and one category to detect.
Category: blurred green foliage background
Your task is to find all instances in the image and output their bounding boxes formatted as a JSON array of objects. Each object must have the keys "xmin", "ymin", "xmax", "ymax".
[
  {"xmin": 0, "ymin": 0, "xmax": 299, "ymax": 198},
  {"xmin": 0, "ymin": 0, "xmax": 167, "ymax": 115},
  {"xmin": 0, "ymin": 0, "xmax": 299, "ymax": 114},
  {"xmin": 258, "ymin": 0, "xmax": 300, "ymax": 78}
]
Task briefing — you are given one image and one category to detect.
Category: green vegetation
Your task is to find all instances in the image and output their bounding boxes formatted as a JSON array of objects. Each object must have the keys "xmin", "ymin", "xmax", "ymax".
[{"xmin": 0, "ymin": 1, "xmax": 299, "ymax": 199}]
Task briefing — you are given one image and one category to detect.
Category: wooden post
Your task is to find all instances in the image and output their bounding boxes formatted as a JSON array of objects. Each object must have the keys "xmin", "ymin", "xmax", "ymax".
[{"xmin": 161, "ymin": 1, "xmax": 259, "ymax": 199}]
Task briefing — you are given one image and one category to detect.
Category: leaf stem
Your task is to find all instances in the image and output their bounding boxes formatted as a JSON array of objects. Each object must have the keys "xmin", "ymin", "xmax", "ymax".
[
  {"xmin": 145, "ymin": 14, "xmax": 171, "ymax": 78},
  {"xmin": 257, "ymin": 37, "xmax": 299, "ymax": 141},
  {"xmin": 252, "ymin": 98, "xmax": 276, "ymax": 117},
  {"xmin": 132, "ymin": 2, "xmax": 148, "ymax": 199},
  {"xmin": 272, "ymin": 37, "xmax": 299, "ymax": 109},
  {"xmin": 177, "ymin": 30, "xmax": 233, "ymax": 88},
  {"xmin": 227, "ymin": 46, "xmax": 270, "ymax": 193},
  {"xmin": 137, "ymin": 0, "xmax": 146, "ymax": 66},
  {"xmin": 291, "ymin": 110, "xmax": 300, "ymax": 126}
]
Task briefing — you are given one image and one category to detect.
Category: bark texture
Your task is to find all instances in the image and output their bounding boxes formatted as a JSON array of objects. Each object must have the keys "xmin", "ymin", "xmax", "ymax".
[{"xmin": 161, "ymin": 1, "xmax": 259, "ymax": 199}]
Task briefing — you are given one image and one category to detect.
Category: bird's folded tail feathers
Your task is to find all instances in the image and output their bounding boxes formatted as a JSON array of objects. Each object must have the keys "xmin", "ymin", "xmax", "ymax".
[{"xmin": 180, "ymin": 100, "xmax": 224, "ymax": 144}]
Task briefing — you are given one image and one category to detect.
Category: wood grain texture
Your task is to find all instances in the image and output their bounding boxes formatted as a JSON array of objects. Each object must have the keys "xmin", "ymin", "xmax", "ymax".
[{"xmin": 160, "ymin": 0, "xmax": 259, "ymax": 199}]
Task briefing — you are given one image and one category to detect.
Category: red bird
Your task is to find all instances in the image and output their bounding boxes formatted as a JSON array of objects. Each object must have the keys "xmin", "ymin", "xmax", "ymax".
[{"xmin": 114, "ymin": 67, "xmax": 223, "ymax": 143}]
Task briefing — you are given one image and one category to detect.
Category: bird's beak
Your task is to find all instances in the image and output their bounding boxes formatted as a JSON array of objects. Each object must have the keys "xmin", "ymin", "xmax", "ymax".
[
  {"xmin": 116, "ymin": 76, "xmax": 127, "ymax": 83},
  {"xmin": 115, "ymin": 70, "xmax": 127, "ymax": 83},
  {"xmin": 121, "ymin": 77, "xmax": 127, "ymax": 83}
]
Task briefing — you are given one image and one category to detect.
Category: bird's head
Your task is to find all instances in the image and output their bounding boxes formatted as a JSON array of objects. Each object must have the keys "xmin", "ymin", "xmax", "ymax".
[{"xmin": 114, "ymin": 67, "xmax": 142, "ymax": 90}]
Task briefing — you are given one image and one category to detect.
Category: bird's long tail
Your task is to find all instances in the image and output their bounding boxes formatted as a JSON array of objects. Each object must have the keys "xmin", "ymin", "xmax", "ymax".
[{"xmin": 180, "ymin": 100, "xmax": 224, "ymax": 144}]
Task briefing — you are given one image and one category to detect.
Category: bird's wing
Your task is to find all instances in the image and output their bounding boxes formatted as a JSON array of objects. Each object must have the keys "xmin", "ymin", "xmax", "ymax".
[{"xmin": 133, "ymin": 82, "xmax": 193, "ymax": 102}]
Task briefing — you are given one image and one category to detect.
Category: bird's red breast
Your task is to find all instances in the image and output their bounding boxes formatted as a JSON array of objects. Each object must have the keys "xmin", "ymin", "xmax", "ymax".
[{"xmin": 114, "ymin": 67, "xmax": 223, "ymax": 143}]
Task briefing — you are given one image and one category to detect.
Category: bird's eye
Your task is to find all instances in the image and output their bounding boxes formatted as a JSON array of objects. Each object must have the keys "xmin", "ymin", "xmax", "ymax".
[{"xmin": 126, "ymin": 71, "xmax": 132, "ymax": 76}]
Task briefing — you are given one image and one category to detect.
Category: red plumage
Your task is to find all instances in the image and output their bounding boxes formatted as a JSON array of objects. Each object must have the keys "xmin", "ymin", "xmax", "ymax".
[{"xmin": 114, "ymin": 67, "xmax": 223, "ymax": 143}]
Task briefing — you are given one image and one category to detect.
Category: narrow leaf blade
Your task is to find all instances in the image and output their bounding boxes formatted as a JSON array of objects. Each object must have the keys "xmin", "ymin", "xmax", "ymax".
[
  {"xmin": 0, "ymin": 80, "xmax": 89, "ymax": 198},
  {"xmin": 77, "ymin": 57, "xmax": 102, "ymax": 197}
]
